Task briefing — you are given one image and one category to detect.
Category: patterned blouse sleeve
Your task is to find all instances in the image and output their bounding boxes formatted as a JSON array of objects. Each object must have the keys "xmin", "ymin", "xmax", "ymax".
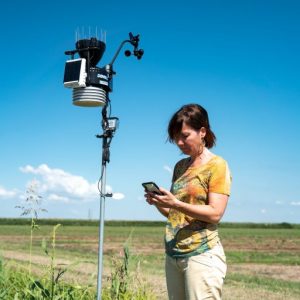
[{"xmin": 209, "ymin": 158, "xmax": 232, "ymax": 195}]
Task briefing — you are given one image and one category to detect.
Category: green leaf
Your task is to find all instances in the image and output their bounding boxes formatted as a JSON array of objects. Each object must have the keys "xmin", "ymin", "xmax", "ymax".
[
  {"xmin": 53, "ymin": 224, "xmax": 61, "ymax": 232},
  {"xmin": 31, "ymin": 280, "xmax": 44, "ymax": 290},
  {"xmin": 42, "ymin": 288, "xmax": 50, "ymax": 298}
]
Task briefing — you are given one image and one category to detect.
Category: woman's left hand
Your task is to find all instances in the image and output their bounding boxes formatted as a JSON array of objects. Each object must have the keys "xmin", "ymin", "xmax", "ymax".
[{"xmin": 147, "ymin": 187, "xmax": 179, "ymax": 208}]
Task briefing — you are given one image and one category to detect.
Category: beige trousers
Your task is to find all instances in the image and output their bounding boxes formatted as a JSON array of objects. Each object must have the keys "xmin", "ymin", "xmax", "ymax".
[{"xmin": 165, "ymin": 242, "xmax": 227, "ymax": 300}]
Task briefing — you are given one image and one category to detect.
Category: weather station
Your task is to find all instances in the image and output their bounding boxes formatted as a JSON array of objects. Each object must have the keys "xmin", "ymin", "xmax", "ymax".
[{"xmin": 63, "ymin": 31, "xmax": 144, "ymax": 299}]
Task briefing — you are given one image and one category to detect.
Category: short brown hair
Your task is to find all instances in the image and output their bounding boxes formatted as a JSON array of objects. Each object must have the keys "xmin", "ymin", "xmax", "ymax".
[{"xmin": 168, "ymin": 103, "xmax": 216, "ymax": 148}]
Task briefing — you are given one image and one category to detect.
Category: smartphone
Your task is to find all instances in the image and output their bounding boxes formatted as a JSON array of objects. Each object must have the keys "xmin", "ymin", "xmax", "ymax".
[{"xmin": 142, "ymin": 182, "xmax": 163, "ymax": 195}]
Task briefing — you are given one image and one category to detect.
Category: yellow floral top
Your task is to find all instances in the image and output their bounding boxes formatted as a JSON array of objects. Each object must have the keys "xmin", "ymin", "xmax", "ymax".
[{"xmin": 165, "ymin": 155, "xmax": 231, "ymax": 258}]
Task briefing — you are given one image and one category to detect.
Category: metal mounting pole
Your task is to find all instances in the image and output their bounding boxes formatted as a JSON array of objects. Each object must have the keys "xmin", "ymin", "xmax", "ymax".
[
  {"xmin": 96, "ymin": 161, "xmax": 106, "ymax": 300},
  {"xmin": 96, "ymin": 112, "xmax": 116, "ymax": 299}
]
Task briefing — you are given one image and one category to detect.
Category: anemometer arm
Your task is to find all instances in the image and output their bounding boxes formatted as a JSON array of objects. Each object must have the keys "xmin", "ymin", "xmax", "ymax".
[{"xmin": 109, "ymin": 32, "xmax": 144, "ymax": 67}]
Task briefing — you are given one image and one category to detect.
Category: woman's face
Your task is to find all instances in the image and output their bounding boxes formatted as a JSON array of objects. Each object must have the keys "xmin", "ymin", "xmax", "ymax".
[{"xmin": 174, "ymin": 122, "xmax": 206, "ymax": 157}]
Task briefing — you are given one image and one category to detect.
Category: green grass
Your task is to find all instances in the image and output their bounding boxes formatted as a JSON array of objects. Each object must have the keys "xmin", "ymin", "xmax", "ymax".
[
  {"xmin": 0, "ymin": 266, "xmax": 96, "ymax": 299},
  {"xmin": 0, "ymin": 218, "xmax": 300, "ymax": 228},
  {"xmin": 1, "ymin": 224, "xmax": 300, "ymax": 266},
  {"xmin": 219, "ymin": 227, "xmax": 300, "ymax": 239},
  {"xmin": 219, "ymin": 227, "xmax": 300, "ymax": 241},
  {"xmin": 1, "ymin": 220, "xmax": 300, "ymax": 299},
  {"xmin": 226, "ymin": 250, "xmax": 300, "ymax": 265},
  {"xmin": 0, "ymin": 257, "xmax": 156, "ymax": 300},
  {"xmin": 0, "ymin": 230, "xmax": 157, "ymax": 300},
  {"xmin": 226, "ymin": 273, "xmax": 300, "ymax": 295},
  {"xmin": 0, "ymin": 218, "xmax": 166, "ymax": 227}
]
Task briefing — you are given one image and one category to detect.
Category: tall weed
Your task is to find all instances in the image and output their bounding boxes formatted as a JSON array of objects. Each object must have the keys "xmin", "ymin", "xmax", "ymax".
[
  {"xmin": 15, "ymin": 180, "xmax": 47, "ymax": 273},
  {"xmin": 106, "ymin": 244, "xmax": 156, "ymax": 300}
]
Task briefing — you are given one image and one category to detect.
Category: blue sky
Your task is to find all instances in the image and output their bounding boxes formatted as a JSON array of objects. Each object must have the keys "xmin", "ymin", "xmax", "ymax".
[{"xmin": 0, "ymin": 0, "xmax": 299, "ymax": 223}]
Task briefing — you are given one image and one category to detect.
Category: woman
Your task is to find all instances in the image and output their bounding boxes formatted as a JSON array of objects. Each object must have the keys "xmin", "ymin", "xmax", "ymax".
[{"xmin": 145, "ymin": 104, "xmax": 231, "ymax": 300}]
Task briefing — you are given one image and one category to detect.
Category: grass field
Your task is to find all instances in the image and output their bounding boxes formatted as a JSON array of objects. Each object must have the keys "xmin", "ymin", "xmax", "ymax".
[{"xmin": 0, "ymin": 220, "xmax": 300, "ymax": 299}]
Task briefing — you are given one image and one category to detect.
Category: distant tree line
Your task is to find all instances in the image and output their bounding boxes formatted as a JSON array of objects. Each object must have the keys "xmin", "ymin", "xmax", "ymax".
[{"xmin": 0, "ymin": 218, "xmax": 299, "ymax": 228}]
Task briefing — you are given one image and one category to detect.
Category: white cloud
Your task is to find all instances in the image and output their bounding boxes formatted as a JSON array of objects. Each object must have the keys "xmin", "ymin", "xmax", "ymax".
[
  {"xmin": 0, "ymin": 186, "xmax": 17, "ymax": 198},
  {"xmin": 20, "ymin": 164, "xmax": 124, "ymax": 202},
  {"xmin": 275, "ymin": 200, "xmax": 283, "ymax": 205},
  {"xmin": 106, "ymin": 185, "xmax": 125, "ymax": 200},
  {"xmin": 20, "ymin": 164, "xmax": 98, "ymax": 199},
  {"xmin": 163, "ymin": 165, "xmax": 173, "ymax": 174},
  {"xmin": 112, "ymin": 193, "xmax": 125, "ymax": 200},
  {"xmin": 48, "ymin": 194, "xmax": 71, "ymax": 203},
  {"xmin": 260, "ymin": 209, "xmax": 266, "ymax": 214},
  {"xmin": 290, "ymin": 201, "xmax": 300, "ymax": 206}
]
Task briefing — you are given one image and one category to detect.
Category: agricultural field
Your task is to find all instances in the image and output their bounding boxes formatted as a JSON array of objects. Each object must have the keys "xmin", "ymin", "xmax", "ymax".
[{"xmin": 0, "ymin": 219, "xmax": 300, "ymax": 299}]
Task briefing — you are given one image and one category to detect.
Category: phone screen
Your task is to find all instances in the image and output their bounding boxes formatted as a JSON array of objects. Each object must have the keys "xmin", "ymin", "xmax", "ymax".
[{"xmin": 142, "ymin": 182, "xmax": 162, "ymax": 195}]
